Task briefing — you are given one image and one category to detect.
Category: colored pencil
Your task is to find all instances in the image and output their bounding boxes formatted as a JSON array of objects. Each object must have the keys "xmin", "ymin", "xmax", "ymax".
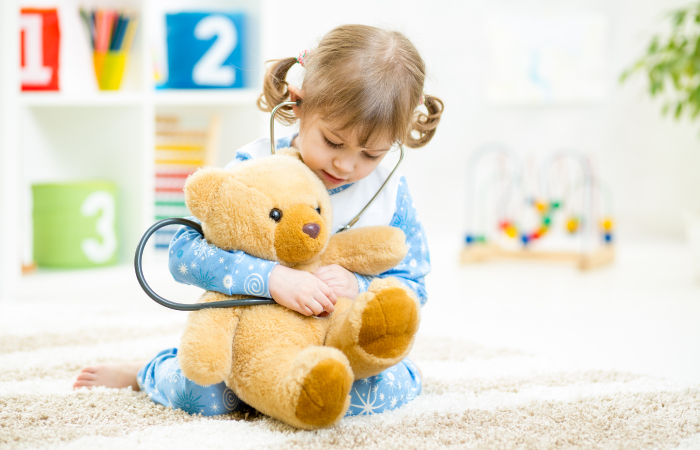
[
  {"xmin": 81, "ymin": 9, "xmax": 138, "ymax": 53},
  {"xmin": 121, "ymin": 15, "xmax": 139, "ymax": 52},
  {"xmin": 79, "ymin": 8, "xmax": 94, "ymax": 49}
]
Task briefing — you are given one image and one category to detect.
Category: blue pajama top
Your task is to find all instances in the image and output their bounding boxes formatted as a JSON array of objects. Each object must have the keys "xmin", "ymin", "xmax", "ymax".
[{"xmin": 168, "ymin": 135, "xmax": 430, "ymax": 306}]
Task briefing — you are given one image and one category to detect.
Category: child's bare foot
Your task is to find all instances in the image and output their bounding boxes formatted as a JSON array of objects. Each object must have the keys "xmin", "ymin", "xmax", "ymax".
[{"xmin": 73, "ymin": 362, "xmax": 146, "ymax": 391}]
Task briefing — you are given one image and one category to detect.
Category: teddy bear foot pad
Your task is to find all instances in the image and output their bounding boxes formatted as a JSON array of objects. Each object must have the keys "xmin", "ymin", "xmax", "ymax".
[
  {"xmin": 295, "ymin": 357, "xmax": 353, "ymax": 428},
  {"xmin": 359, "ymin": 287, "xmax": 420, "ymax": 359}
]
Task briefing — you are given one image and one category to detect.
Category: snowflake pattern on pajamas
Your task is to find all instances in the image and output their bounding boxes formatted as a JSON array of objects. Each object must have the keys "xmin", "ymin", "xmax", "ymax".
[
  {"xmin": 137, "ymin": 348, "xmax": 244, "ymax": 417},
  {"xmin": 138, "ymin": 348, "xmax": 421, "ymax": 418},
  {"xmin": 169, "ymin": 176, "xmax": 430, "ymax": 306},
  {"xmin": 169, "ymin": 217, "xmax": 278, "ymax": 298}
]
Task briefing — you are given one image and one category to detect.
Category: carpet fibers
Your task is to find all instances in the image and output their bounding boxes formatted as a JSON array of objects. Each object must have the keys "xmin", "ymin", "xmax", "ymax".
[{"xmin": 1, "ymin": 295, "xmax": 699, "ymax": 450}]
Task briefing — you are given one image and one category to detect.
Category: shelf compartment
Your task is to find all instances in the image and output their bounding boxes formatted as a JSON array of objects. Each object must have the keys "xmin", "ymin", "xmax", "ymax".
[
  {"xmin": 20, "ymin": 92, "xmax": 145, "ymax": 107},
  {"xmin": 153, "ymin": 88, "xmax": 259, "ymax": 106}
]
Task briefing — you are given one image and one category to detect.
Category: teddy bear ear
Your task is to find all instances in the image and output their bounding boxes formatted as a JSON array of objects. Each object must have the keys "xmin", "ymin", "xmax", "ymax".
[
  {"xmin": 184, "ymin": 167, "xmax": 231, "ymax": 221},
  {"xmin": 276, "ymin": 147, "xmax": 304, "ymax": 162}
]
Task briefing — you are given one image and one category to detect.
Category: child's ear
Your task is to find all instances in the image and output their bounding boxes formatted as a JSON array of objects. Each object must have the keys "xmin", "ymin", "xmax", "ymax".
[
  {"xmin": 184, "ymin": 168, "xmax": 232, "ymax": 221},
  {"xmin": 288, "ymin": 85, "xmax": 304, "ymax": 118}
]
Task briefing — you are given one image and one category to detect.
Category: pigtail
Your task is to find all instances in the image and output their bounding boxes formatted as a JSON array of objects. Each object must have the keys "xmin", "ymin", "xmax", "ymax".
[
  {"xmin": 404, "ymin": 94, "xmax": 444, "ymax": 148},
  {"xmin": 256, "ymin": 57, "xmax": 298, "ymax": 126}
]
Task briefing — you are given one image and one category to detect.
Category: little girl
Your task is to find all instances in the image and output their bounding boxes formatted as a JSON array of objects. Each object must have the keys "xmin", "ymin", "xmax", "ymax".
[{"xmin": 75, "ymin": 24, "xmax": 443, "ymax": 417}]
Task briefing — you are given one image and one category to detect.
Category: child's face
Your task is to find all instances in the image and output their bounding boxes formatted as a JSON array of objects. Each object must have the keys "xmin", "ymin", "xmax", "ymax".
[{"xmin": 295, "ymin": 117, "xmax": 392, "ymax": 190}]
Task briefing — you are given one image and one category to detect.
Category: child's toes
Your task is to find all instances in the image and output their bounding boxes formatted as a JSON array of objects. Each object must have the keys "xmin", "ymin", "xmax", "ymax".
[
  {"xmin": 73, "ymin": 379, "xmax": 95, "ymax": 390},
  {"xmin": 76, "ymin": 372, "xmax": 97, "ymax": 381},
  {"xmin": 73, "ymin": 369, "xmax": 98, "ymax": 389}
]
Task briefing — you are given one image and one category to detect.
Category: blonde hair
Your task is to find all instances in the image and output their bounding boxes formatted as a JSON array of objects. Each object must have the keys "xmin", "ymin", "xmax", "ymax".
[{"xmin": 257, "ymin": 24, "xmax": 443, "ymax": 148}]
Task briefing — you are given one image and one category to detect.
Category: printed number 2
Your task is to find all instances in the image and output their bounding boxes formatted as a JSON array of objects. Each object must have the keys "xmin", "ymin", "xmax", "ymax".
[
  {"xmin": 192, "ymin": 15, "xmax": 237, "ymax": 86},
  {"xmin": 20, "ymin": 14, "xmax": 52, "ymax": 85},
  {"xmin": 80, "ymin": 191, "xmax": 117, "ymax": 264}
]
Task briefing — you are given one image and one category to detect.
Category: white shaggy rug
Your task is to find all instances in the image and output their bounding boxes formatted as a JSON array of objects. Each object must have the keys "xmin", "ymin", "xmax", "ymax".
[{"xmin": 2, "ymin": 266, "xmax": 700, "ymax": 450}]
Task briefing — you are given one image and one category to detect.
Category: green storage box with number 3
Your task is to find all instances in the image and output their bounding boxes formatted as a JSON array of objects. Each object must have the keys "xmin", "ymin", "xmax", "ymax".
[{"xmin": 32, "ymin": 181, "xmax": 118, "ymax": 268}]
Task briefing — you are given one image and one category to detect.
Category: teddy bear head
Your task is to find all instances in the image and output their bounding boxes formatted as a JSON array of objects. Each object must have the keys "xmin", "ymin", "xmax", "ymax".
[{"xmin": 184, "ymin": 149, "xmax": 333, "ymax": 265}]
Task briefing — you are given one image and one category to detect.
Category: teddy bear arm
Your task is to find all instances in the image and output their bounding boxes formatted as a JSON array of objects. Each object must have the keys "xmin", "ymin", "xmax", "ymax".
[
  {"xmin": 321, "ymin": 226, "xmax": 407, "ymax": 275},
  {"xmin": 178, "ymin": 292, "xmax": 242, "ymax": 386}
]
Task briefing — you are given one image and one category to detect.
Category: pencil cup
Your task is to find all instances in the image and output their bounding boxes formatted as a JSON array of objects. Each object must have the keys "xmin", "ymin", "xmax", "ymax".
[
  {"xmin": 32, "ymin": 181, "xmax": 119, "ymax": 268},
  {"xmin": 93, "ymin": 51, "xmax": 127, "ymax": 90}
]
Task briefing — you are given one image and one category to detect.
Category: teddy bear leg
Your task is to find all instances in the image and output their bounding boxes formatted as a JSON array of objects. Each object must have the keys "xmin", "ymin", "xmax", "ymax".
[
  {"xmin": 234, "ymin": 345, "xmax": 353, "ymax": 430},
  {"xmin": 325, "ymin": 277, "xmax": 420, "ymax": 380},
  {"xmin": 178, "ymin": 292, "xmax": 239, "ymax": 387}
]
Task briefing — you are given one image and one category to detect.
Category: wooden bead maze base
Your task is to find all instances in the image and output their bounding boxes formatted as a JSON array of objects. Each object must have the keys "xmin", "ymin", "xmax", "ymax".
[{"xmin": 460, "ymin": 243, "xmax": 615, "ymax": 271}]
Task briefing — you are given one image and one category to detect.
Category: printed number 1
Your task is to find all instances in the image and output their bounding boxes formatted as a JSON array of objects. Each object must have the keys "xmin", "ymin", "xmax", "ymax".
[
  {"xmin": 20, "ymin": 14, "xmax": 52, "ymax": 85},
  {"xmin": 192, "ymin": 15, "xmax": 237, "ymax": 86}
]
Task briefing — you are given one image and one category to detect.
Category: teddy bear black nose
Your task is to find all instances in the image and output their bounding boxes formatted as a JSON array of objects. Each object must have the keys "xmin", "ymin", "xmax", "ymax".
[{"xmin": 302, "ymin": 223, "xmax": 320, "ymax": 239}]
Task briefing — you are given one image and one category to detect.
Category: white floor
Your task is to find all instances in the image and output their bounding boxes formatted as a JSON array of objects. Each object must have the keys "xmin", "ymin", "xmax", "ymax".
[
  {"xmin": 423, "ymin": 233, "xmax": 700, "ymax": 383},
  {"xmin": 5, "ymin": 234, "xmax": 700, "ymax": 383}
]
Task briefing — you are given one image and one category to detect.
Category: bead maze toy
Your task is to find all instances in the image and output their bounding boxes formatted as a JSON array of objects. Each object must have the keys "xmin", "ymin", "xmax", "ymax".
[{"xmin": 461, "ymin": 144, "xmax": 614, "ymax": 270}]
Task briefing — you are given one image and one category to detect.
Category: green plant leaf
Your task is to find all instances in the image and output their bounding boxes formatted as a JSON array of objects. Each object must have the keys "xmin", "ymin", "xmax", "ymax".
[
  {"xmin": 648, "ymin": 36, "xmax": 660, "ymax": 54},
  {"xmin": 673, "ymin": 9, "xmax": 687, "ymax": 27},
  {"xmin": 675, "ymin": 101, "xmax": 684, "ymax": 119}
]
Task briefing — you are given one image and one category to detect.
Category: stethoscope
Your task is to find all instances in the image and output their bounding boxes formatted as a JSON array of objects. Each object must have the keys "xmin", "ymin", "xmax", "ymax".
[{"xmin": 134, "ymin": 100, "xmax": 404, "ymax": 311}]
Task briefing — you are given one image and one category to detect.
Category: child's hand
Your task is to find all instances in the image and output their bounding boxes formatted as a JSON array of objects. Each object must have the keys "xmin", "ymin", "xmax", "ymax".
[
  {"xmin": 314, "ymin": 264, "xmax": 360, "ymax": 300},
  {"xmin": 269, "ymin": 265, "xmax": 337, "ymax": 316}
]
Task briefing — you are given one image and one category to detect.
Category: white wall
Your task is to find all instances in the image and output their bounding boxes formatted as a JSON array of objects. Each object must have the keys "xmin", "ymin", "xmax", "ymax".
[
  {"xmin": 263, "ymin": 0, "xmax": 700, "ymax": 242},
  {"xmin": 0, "ymin": 0, "xmax": 21, "ymax": 297}
]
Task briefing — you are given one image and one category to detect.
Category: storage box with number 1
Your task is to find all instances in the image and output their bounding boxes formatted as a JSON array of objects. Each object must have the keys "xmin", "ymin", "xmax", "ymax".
[
  {"xmin": 32, "ymin": 181, "xmax": 119, "ymax": 268},
  {"xmin": 162, "ymin": 12, "xmax": 247, "ymax": 89}
]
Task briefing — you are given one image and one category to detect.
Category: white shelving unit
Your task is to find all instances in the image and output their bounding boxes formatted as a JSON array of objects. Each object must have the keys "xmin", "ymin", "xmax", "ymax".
[{"xmin": 0, "ymin": 0, "xmax": 274, "ymax": 300}]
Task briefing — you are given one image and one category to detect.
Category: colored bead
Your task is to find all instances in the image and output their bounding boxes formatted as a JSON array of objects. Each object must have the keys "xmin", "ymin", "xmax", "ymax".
[
  {"xmin": 601, "ymin": 218, "xmax": 614, "ymax": 231},
  {"xmin": 504, "ymin": 225, "xmax": 518, "ymax": 238},
  {"xmin": 520, "ymin": 234, "xmax": 530, "ymax": 244},
  {"xmin": 465, "ymin": 235, "xmax": 473, "ymax": 244},
  {"xmin": 566, "ymin": 218, "xmax": 579, "ymax": 233},
  {"xmin": 551, "ymin": 201, "xmax": 561, "ymax": 209},
  {"xmin": 535, "ymin": 201, "xmax": 547, "ymax": 213},
  {"xmin": 604, "ymin": 233, "xmax": 613, "ymax": 243},
  {"xmin": 476, "ymin": 235, "xmax": 486, "ymax": 243},
  {"xmin": 499, "ymin": 220, "xmax": 510, "ymax": 230},
  {"xmin": 543, "ymin": 216, "xmax": 552, "ymax": 226}
]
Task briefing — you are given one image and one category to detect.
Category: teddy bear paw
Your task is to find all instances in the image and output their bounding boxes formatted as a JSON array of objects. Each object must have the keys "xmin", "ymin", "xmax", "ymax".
[
  {"xmin": 367, "ymin": 276, "xmax": 405, "ymax": 294},
  {"xmin": 295, "ymin": 357, "xmax": 353, "ymax": 428},
  {"xmin": 358, "ymin": 285, "xmax": 420, "ymax": 360}
]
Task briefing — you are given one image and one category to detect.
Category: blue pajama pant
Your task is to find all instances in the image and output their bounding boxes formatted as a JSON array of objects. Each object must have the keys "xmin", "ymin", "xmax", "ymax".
[{"xmin": 137, "ymin": 348, "xmax": 421, "ymax": 417}]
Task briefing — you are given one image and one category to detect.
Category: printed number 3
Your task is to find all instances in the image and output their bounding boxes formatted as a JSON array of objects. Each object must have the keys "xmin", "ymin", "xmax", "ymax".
[
  {"xmin": 193, "ymin": 15, "xmax": 237, "ymax": 86},
  {"xmin": 81, "ymin": 191, "xmax": 117, "ymax": 264}
]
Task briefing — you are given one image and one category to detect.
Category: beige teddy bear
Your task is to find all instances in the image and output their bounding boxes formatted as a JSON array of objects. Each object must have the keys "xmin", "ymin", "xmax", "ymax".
[{"xmin": 177, "ymin": 149, "xmax": 421, "ymax": 429}]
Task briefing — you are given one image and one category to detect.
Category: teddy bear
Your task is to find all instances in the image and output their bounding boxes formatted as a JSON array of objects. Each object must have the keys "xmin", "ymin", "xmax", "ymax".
[{"xmin": 177, "ymin": 148, "xmax": 421, "ymax": 430}]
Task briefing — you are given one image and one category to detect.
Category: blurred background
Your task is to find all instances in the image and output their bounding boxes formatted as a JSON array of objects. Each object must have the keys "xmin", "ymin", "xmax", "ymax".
[{"xmin": 1, "ymin": 0, "xmax": 699, "ymax": 383}]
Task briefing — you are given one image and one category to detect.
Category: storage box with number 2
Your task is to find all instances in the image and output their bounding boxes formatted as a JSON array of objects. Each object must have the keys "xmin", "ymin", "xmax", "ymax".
[{"xmin": 162, "ymin": 12, "xmax": 247, "ymax": 89}]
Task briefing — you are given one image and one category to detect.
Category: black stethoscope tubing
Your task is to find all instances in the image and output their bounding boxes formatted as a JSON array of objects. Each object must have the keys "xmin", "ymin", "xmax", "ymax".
[{"xmin": 134, "ymin": 217, "xmax": 276, "ymax": 311}]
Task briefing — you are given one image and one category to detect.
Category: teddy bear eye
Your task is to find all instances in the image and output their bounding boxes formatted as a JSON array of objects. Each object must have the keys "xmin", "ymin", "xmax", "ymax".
[
  {"xmin": 269, "ymin": 208, "xmax": 282, "ymax": 222},
  {"xmin": 315, "ymin": 207, "xmax": 321, "ymax": 214}
]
